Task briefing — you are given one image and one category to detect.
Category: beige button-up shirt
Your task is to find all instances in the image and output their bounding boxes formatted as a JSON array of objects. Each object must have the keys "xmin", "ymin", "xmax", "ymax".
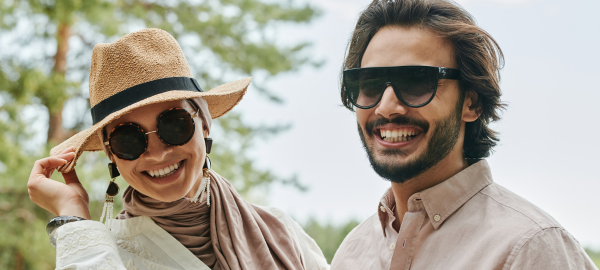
[{"xmin": 331, "ymin": 160, "xmax": 596, "ymax": 270}]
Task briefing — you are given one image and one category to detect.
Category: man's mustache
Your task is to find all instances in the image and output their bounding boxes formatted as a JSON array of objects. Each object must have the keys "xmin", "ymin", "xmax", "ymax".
[{"xmin": 364, "ymin": 116, "xmax": 429, "ymax": 135}]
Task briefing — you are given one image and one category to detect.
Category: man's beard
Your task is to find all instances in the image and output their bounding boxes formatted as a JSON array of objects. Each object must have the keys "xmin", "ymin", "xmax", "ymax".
[{"xmin": 358, "ymin": 99, "xmax": 463, "ymax": 184}]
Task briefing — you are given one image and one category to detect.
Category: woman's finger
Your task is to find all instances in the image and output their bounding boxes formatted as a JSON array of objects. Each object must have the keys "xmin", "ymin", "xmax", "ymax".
[
  {"xmin": 62, "ymin": 169, "xmax": 80, "ymax": 185},
  {"xmin": 54, "ymin": 152, "xmax": 76, "ymax": 161},
  {"xmin": 56, "ymin": 157, "xmax": 87, "ymax": 201},
  {"xmin": 31, "ymin": 157, "xmax": 68, "ymax": 176},
  {"xmin": 56, "ymin": 146, "xmax": 75, "ymax": 155},
  {"xmin": 62, "ymin": 169, "xmax": 90, "ymax": 209}
]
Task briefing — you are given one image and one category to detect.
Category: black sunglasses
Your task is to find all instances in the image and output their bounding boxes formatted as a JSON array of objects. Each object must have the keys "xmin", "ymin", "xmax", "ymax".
[
  {"xmin": 104, "ymin": 107, "xmax": 200, "ymax": 160},
  {"xmin": 343, "ymin": 65, "xmax": 461, "ymax": 109}
]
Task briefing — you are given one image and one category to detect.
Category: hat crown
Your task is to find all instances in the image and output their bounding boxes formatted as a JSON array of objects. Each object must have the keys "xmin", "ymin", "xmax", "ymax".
[{"xmin": 88, "ymin": 28, "xmax": 193, "ymax": 107}]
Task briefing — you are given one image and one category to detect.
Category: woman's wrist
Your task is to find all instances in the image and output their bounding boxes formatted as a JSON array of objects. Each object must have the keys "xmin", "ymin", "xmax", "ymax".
[
  {"xmin": 46, "ymin": 216, "xmax": 87, "ymax": 248},
  {"xmin": 58, "ymin": 200, "xmax": 91, "ymax": 220}
]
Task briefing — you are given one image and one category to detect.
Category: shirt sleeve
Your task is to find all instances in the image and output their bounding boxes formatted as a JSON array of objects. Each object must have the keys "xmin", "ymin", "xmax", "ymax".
[
  {"xmin": 507, "ymin": 227, "xmax": 598, "ymax": 270},
  {"xmin": 55, "ymin": 220, "xmax": 127, "ymax": 270}
]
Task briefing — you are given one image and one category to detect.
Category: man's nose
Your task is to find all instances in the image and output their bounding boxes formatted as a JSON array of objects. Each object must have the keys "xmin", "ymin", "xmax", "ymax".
[{"xmin": 374, "ymin": 85, "xmax": 409, "ymax": 118}]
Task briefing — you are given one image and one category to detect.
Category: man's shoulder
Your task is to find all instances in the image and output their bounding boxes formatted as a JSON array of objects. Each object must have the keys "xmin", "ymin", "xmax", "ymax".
[
  {"xmin": 474, "ymin": 182, "xmax": 562, "ymax": 230},
  {"xmin": 474, "ymin": 184, "xmax": 596, "ymax": 269},
  {"xmin": 437, "ymin": 181, "xmax": 568, "ymax": 259}
]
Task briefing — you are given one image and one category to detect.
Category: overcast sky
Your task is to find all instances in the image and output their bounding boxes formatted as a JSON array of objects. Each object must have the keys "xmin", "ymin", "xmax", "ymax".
[{"xmin": 231, "ymin": 0, "xmax": 600, "ymax": 248}]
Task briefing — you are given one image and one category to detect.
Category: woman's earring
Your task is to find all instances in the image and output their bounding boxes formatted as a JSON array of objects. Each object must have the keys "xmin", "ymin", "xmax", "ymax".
[
  {"xmin": 100, "ymin": 163, "xmax": 120, "ymax": 227},
  {"xmin": 191, "ymin": 138, "xmax": 212, "ymax": 206},
  {"xmin": 205, "ymin": 138, "xmax": 212, "ymax": 154}
]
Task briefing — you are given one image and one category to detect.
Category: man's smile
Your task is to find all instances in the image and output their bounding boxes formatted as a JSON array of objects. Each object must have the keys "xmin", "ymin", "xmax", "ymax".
[
  {"xmin": 366, "ymin": 119, "xmax": 428, "ymax": 149},
  {"xmin": 376, "ymin": 126, "xmax": 422, "ymax": 143}
]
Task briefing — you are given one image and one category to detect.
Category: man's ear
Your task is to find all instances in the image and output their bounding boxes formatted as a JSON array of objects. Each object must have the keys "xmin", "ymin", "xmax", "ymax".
[{"xmin": 462, "ymin": 91, "xmax": 480, "ymax": 123}]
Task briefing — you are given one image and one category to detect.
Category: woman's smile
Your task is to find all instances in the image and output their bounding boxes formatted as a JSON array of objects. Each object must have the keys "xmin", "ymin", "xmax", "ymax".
[
  {"xmin": 145, "ymin": 160, "xmax": 184, "ymax": 178},
  {"xmin": 143, "ymin": 159, "xmax": 186, "ymax": 185}
]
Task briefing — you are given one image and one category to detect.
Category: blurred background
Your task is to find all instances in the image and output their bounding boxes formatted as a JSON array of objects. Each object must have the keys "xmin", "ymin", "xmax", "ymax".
[{"xmin": 0, "ymin": 0, "xmax": 598, "ymax": 268}]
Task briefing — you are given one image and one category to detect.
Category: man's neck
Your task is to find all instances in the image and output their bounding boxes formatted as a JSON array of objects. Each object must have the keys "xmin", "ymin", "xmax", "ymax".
[{"xmin": 390, "ymin": 152, "xmax": 469, "ymax": 232}]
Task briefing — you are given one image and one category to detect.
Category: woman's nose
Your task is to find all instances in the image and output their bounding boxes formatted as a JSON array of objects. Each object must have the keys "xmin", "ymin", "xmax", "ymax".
[
  {"xmin": 374, "ymin": 85, "xmax": 409, "ymax": 118},
  {"xmin": 144, "ymin": 131, "xmax": 172, "ymax": 161}
]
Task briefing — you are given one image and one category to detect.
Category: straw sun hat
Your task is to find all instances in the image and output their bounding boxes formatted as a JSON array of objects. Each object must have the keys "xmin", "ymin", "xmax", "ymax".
[{"xmin": 50, "ymin": 28, "xmax": 251, "ymax": 172}]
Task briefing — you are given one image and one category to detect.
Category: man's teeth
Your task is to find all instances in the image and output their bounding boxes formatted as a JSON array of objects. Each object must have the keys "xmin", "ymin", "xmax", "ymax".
[
  {"xmin": 148, "ymin": 162, "xmax": 181, "ymax": 178},
  {"xmin": 381, "ymin": 129, "xmax": 417, "ymax": 142}
]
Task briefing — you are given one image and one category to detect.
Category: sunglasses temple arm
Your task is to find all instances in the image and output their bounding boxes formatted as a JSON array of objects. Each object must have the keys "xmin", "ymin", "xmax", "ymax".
[
  {"xmin": 187, "ymin": 99, "xmax": 201, "ymax": 118},
  {"xmin": 439, "ymin": 67, "xmax": 461, "ymax": 79}
]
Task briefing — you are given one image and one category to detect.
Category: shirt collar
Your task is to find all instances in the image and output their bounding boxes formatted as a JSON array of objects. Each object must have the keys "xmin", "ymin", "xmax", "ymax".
[
  {"xmin": 377, "ymin": 188, "xmax": 396, "ymax": 237},
  {"xmin": 377, "ymin": 159, "xmax": 494, "ymax": 236}
]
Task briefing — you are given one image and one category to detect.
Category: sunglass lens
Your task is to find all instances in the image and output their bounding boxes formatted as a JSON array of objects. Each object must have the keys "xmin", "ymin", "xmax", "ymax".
[
  {"xmin": 158, "ymin": 109, "xmax": 195, "ymax": 145},
  {"xmin": 391, "ymin": 67, "xmax": 438, "ymax": 106},
  {"xmin": 110, "ymin": 124, "xmax": 147, "ymax": 160},
  {"xmin": 345, "ymin": 69, "xmax": 384, "ymax": 108}
]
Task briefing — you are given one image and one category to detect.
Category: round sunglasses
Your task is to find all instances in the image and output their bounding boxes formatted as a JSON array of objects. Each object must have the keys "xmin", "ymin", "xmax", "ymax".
[
  {"xmin": 104, "ymin": 107, "xmax": 199, "ymax": 160},
  {"xmin": 343, "ymin": 65, "xmax": 461, "ymax": 109}
]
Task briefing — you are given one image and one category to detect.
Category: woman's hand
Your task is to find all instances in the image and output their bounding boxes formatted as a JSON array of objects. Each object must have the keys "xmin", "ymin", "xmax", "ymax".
[{"xmin": 28, "ymin": 147, "xmax": 91, "ymax": 220}]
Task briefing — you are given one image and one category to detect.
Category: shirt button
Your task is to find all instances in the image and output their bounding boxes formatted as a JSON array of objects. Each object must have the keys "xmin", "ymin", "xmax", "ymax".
[
  {"xmin": 433, "ymin": 214, "xmax": 441, "ymax": 222},
  {"xmin": 380, "ymin": 206, "xmax": 386, "ymax": 212},
  {"xmin": 389, "ymin": 243, "xmax": 395, "ymax": 250}
]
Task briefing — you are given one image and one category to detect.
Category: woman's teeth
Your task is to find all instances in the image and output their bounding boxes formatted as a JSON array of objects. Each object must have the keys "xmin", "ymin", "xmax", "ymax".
[
  {"xmin": 148, "ymin": 162, "xmax": 181, "ymax": 178},
  {"xmin": 380, "ymin": 129, "xmax": 417, "ymax": 143}
]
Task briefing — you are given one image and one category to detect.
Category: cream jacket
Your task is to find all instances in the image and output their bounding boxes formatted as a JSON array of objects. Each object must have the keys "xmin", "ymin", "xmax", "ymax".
[{"xmin": 55, "ymin": 207, "xmax": 329, "ymax": 270}]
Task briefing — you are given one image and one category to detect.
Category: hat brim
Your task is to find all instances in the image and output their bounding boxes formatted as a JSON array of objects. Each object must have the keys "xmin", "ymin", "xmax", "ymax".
[{"xmin": 51, "ymin": 77, "xmax": 251, "ymax": 173}]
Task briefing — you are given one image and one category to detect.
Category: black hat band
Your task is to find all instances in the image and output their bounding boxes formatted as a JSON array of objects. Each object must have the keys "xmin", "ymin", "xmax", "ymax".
[{"xmin": 90, "ymin": 77, "xmax": 203, "ymax": 124}]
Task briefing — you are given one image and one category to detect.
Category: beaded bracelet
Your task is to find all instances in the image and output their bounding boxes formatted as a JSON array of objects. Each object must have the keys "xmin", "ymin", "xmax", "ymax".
[{"xmin": 46, "ymin": 216, "xmax": 86, "ymax": 248}]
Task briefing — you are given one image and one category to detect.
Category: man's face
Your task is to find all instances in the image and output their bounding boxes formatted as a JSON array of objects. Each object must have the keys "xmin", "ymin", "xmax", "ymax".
[{"xmin": 356, "ymin": 26, "xmax": 472, "ymax": 183}]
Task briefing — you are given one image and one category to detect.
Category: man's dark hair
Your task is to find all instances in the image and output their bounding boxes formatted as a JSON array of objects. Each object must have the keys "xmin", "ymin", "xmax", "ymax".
[{"xmin": 341, "ymin": 0, "xmax": 505, "ymax": 159}]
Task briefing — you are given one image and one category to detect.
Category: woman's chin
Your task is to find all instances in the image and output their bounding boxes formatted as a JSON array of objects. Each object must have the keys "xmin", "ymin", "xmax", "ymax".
[
  {"xmin": 147, "ymin": 180, "xmax": 198, "ymax": 202},
  {"xmin": 148, "ymin": 191, "xmax": 189, "ymax": 203}
]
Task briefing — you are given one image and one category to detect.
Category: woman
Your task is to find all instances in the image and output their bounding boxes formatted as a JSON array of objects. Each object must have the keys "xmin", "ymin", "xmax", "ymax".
[{"xmin": 27, "ymin": 28, "xmax": 328, "ymax": 270}]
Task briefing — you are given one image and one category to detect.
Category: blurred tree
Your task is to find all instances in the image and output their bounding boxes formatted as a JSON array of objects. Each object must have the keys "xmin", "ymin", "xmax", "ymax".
[
  {"xmin": 0, "ymin": 0, "xmax": 317, "ymax": 268},
  {"xmin": 303, "ymin": 218, "xmax": 360, "ymax": 263},
  {"xmin": 585, "ymin": 248, "xmax": 600, "ymax": 268}
]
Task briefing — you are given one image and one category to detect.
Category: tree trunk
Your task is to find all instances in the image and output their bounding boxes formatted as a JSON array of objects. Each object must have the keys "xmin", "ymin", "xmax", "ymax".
[
  {"xmin": 15, "ymin": 251, "xmax": 23, "ymax": 270},
  {"xmin": 47, "ymin": 23, "xmax": 70, "ymax": 145},
  {"xmin": 47, "ymin": 105, "xmax": 64, "ymax": 144}
]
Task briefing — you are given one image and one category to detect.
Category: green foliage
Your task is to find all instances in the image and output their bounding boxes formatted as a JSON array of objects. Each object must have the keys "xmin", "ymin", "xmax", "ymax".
[
  {"xmin": 585, "ymin": 248, "xmax": 600, "ymax": 268},
  {"xmin": 0, "ymin": 192, "xmax": 55, "ymax": 270},
  {"xmin": 0, "ymin": 149, "xmax": 55, "ymax": 269},
  {"xmin": 0, "ymin": 149, "xmax": 117, "ymax": 269},
  {"xmin": 302, "ymin": 218, "xmax": 360, "ymax": 264}
]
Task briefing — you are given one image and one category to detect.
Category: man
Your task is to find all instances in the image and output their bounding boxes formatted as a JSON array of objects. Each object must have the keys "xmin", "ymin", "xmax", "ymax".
[{"xmin": 330, "ymin": 0, "xmax": 596, "ymax": 269}]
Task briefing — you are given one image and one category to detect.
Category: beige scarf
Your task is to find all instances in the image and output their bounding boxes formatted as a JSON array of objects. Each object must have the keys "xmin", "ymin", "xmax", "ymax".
[{"xmin": 117, "ymin": 170, "xmax": 304, "ymax": 270}]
